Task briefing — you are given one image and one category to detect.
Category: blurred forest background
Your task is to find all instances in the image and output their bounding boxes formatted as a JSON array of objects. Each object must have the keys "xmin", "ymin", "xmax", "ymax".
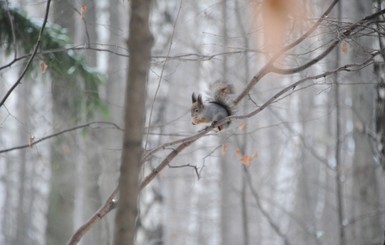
[{"xmin": 1, "ymin": 0, "xmax": 385, "ymax": 244}]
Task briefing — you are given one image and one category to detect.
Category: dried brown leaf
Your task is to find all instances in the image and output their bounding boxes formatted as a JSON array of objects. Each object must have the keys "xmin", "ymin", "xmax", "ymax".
[{"xmin": 81, "ymin": 4, "xmax": 87, "ymax": 17}]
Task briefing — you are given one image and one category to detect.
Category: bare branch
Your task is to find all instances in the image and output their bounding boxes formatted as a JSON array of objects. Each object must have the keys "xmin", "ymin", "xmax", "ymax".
[
  {"xmin": 0, "ymin": 44, "xmax": 262, "ymax": 72},
  {"xmin": 0, "ymin": 0, "xmax": 52, "ymax": 108},
  {"xmin": 234, "ymin": 3, "xmax": 385, "ymax": 105},
  {"xmin": 140, "ymin": 126, "xmax": 214, "ymax": 189},
  {"xmin": 234, "ymin": 0, "xmax": 339, "ymax": 104},
  {"xmin": 271, "ymin": 7, "xmax": 385, "ymax": 75},
  {"xmin": 0, "ymin": 121, "xmax": 122, "ymax": 154},
  {"xmin": 66, "ymin": 187, "xmax": 119, "ymax": 245},
  {"xmin": 270, "ymin": 43, "xmax": 337, "ymax": 75},
  {"xmin": 168, "ymin": 163, "xmax": 201, "ymax": 180}
]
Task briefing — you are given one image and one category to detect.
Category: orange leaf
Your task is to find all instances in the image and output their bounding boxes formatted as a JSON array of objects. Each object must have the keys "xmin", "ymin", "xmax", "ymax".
[
  {"xmin": 239, "ymin": 150, "xmax": 258, "ymax": 167},
  {"xmin": 221, "ymin": 144, "xmax": 228, "ymax": 155},
  {"xmin": 235, "ymin": 149, "xmax": 242, "ymax": 156},
  {"xmin": 238, "ymin": 121, "xmax": 246, "ymax": 132},
  {"xmin": 40, "ymin": 61, "xmax": 48, "ymax": 73},
  {"xmin": 340, "ymin": 41, "xmax": 348, "ymax": 54},
  {"xmin": 28, "ymin": 134, "xmax": 35, "ymax": 148},
  {"xmin": 251, "ymin": 151, "xmax": 258, "ymax": 159},
  {"xmin": 80, "ymin": 4, "xmax": 87, "ymax": 17},
  {"xmin": 240, "ymin": 155, "xmax": 252, "ymax": 167},
  {"xmin": 62, "ymin": 144, "xmax": 71, "ymax": 154}
]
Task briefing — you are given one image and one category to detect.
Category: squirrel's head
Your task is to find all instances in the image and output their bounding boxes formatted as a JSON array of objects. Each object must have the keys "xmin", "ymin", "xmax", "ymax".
[{"xmin": 191, "ymin": 93, "xmax": 205, "ymax": 125}]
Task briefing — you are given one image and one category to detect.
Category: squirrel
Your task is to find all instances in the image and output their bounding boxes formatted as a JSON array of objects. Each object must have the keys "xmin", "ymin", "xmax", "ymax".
[{"xmin": 191, "ymin": 81, "xmax": 235, "ymax": 131}]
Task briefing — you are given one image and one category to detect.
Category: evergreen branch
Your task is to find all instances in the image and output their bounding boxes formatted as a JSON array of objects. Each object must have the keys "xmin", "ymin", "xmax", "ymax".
[
  {"xmin": 0, "ymin": 0, "xmax": 52, "ymax": 108},
  {"xmin": 0, "ymin": 2, "xmax": 107, "ymax": 119}
]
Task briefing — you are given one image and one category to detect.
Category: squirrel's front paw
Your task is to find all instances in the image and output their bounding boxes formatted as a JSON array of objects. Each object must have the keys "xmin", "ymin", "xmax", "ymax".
[{"xmin": 211, "ymin": 121, "xmax": 224, "ymax": 131}]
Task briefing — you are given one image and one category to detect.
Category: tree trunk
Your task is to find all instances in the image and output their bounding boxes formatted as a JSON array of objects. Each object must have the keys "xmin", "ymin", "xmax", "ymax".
[
  {"xmin": 114, "ymin": 0, "xmax": 152, "ymax": 244},
  {"xmin": 374, "ymin": 0, "xmax": 385, "ymax": 171}
]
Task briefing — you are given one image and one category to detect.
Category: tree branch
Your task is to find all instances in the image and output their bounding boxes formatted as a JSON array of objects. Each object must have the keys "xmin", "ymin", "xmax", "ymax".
[
  {"xmin": 140, "ymin": 126, "xmax": 214, "ymax": 189},
  {"xmin": 0, "ymin": 121, "xmax": 122, "ymax": 154},
  {"xmin": 66, "ymin": 187, "xmax": 119, "ymax": 245}
]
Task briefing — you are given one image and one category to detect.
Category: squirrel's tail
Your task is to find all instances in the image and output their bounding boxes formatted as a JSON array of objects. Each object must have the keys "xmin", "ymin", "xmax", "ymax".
[
  {"xmin": 209, "ymin": 81, "xmax": 235, "ymax": 120},
  {"xmin": 210, "ymin": 81, "xmax": 234, "ymax": 102}
]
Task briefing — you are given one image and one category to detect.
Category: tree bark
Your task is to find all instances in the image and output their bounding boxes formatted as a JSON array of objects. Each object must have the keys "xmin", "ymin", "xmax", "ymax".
[{"xmin": 114, "ymin": 0, "xmax": 153, "ymax": 244}]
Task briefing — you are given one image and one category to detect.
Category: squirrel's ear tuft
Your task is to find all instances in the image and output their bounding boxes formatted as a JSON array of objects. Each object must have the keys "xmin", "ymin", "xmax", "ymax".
[
  {"xmin": 197, "ymin": 94, "xmax": 203, "ymax": 104},
  {"xmin": 192, "ymin": 93, "xmax": 197, "ymax": 103}
]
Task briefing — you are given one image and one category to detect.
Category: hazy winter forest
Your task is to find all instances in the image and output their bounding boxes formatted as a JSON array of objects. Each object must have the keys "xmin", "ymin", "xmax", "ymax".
[{"xmin": 1, "ymin": 0, "xmax": 385, "ymax": 244}]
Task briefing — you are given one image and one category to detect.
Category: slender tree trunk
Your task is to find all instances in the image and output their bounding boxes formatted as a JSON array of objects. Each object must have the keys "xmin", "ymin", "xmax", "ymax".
[
  {"xmin": 349, "ymin": 1, "xmax": 382, "ymax": 244},
  {"xmin": 15, "ymin": 77, "xmax": 32, "ymax": 245},
  {"xmin": 46, "ymin": 1, "xmax": 76, "ymax": 244},
  {"xmin": 114, "ymin": 0, "xmax": 152, "ymax": 244},
  {"xmin": 220, "ymin": 1, "xmax": 242, "ymax": 244},
  {"xmin": 235, "ymin": 2, "xmax": 251, "ymax": 244},
  {"xmin": 334, "ymin": 3, "xmax": 346, "ymax": 245},
  {"xmin": 74, "ymin": 1, "xmax": 106, "ymax": 243}
]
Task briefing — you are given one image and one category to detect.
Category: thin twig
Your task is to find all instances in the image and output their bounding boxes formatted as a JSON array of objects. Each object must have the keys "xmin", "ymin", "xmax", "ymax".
[
  {"xmin": 168, "ymin": 163, "xmax": 201, "ymax": 180},
  {"xmin": 244, "ymin": 168, "xmax": 293, "ymax": 245},
  {"xmin": 145, "ymin": 1, "xmax": 182, "ymax": 150},
  {"xmin": 0, "ymin": 45, "xmax": 262, "ymax": 72}
]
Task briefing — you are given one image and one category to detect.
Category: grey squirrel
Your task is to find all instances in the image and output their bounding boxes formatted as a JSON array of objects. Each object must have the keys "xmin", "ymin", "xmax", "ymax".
[{"xmin": 191, "ymin": 81, "xmax": 235, "ymax": 131}]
